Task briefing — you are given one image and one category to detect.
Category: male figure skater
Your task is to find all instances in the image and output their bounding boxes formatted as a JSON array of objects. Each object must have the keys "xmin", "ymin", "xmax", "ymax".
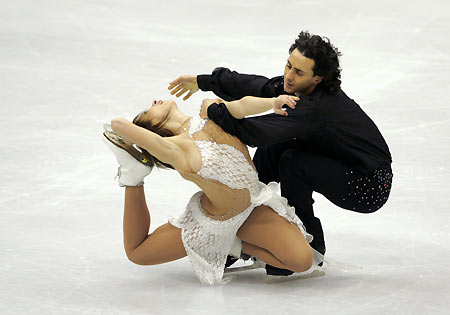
[{"xmin": 168, "ymin": 31, "xmax": 393, "ymax": 277}]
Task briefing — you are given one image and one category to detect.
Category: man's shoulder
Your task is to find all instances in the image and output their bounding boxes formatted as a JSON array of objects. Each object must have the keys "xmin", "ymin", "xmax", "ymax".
[
  {"xmin": 314, "ymin": 88, "xmax": 356, "ymax": 104},
  {"xmin": 267, "ymin": 75, "xmax": 285, "ymax": 95}
]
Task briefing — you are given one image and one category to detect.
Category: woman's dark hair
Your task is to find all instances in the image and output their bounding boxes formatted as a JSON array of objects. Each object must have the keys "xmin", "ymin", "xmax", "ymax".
[
  {"xmin": 289, "ymin": 31, "xmax": 342, "ymax": 94},
  {"xmin": 132, "ymin": 111, "xmax": 175, "ymax": 170}
]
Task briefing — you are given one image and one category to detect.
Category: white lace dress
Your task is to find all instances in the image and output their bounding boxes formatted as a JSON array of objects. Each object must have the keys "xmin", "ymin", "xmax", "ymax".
[{"xmin": 169, "ymin": 116, "xmax": 317, "ymax": 284}]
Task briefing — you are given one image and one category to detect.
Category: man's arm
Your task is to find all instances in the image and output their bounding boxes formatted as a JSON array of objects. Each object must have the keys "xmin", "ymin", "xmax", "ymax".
[
  {"xmin": 197, "ymin": 67, "xmax": 285, "ymax": 101},
  {"xmin": 207, "ymin": 99, "xmax": 323, "ymax": 147},
  {"xmin": 169, "ymin": 68, "xmax": 285, "ymax": 101}
]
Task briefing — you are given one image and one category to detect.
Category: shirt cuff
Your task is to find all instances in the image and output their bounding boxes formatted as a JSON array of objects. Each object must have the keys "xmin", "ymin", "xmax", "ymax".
[
  {"xmin": 197, "ymin": 74, "xmax": 213, "ymax": 91},
  {"xmin": 207, "ymin": 102, "xmax": 224, "ymax": 120}
]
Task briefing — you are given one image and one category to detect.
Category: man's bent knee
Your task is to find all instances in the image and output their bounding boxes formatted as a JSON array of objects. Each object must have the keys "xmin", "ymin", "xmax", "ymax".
[{"xmin": 352, "ymin": 202, "xmax": 386, "ymax": 214}]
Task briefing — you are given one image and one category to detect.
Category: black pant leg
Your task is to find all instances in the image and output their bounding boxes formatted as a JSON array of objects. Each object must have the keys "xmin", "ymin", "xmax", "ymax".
[
  {"xmin": 278, "ymin": 148, "xmax": 393, "ymax": 254},
  {"xmin": 253, "ymin": 141, "xmax": 318, "ymax": 276},
  {"xmin": 278, "ymin": 149, "xmax": 326, "ymax": 255},
  {"xmin": 253, "ymin": 145, "xmax": 392, "ymax": 275},
  {"xmin": 280, "ymin": 150, "xmax": 392, "ymax": 214}
]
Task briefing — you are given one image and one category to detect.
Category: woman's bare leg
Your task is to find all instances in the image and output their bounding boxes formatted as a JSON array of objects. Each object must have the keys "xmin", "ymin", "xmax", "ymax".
[
  {"xmin": 237, "ymin": 205, "xmax": 313, "ymax": 273},
  {"xmin": 241, "ymin": 242, "xmax": 288, "ymax": 270},
  {"xmin": 123, "ymin": 186, "xmax": 186, "ymax": 265}
]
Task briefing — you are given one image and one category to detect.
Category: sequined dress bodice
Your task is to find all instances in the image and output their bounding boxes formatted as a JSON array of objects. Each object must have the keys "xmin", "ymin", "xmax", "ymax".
[{"xmin": 177, "ymin": 116, "xmax": 262, "ymax": 220}]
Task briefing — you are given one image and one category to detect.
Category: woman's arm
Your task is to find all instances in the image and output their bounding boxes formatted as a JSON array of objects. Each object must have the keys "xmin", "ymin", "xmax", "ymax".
[
  {"xmin": 111, "ymin": 118, "xmax": 185, "ymax": 169},
  {"xmin": 207, "ymin": 97, "xmax": 322, "ymax": 147},
  {"xmin": 223, "ymin": 95, "xmax": 299, "ymax": 119}
]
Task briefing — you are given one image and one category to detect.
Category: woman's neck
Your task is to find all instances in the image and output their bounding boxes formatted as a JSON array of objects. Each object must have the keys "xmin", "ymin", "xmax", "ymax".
[{"xmin": 166, "ymin": 111, "xmax": 190, "ymax": 135}]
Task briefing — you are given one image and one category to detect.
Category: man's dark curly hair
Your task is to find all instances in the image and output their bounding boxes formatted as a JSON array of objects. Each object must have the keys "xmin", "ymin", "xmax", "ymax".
[{"xmin": 289, "ymin": 31, "xmax": 342, "ymax": 94}]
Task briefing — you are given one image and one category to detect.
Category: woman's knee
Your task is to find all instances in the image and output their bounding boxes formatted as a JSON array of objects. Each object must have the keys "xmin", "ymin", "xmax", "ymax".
[
  {"xmin": 125, "ymin": 247, "xmax": 153, "ymax": 266},
  {"xmin": 268, "ymin": 227, "xmax": 314, "ymax": 272},
  {"xmin": 290, "ymin": 246, "xmax": 314, "ymax": 272},
  {"xmin": 126, "ymin": 251, "xmax": 145, "ymax": 265}
]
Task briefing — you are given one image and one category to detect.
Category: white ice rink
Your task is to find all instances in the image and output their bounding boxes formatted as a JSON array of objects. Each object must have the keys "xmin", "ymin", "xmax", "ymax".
[{"xmin": 1, "ymin": 0, "xmax": 449, "ymax": 314}]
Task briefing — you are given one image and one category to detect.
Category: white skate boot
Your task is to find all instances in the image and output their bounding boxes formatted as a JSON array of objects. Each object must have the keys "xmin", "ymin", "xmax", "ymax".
[
  {"xmin": 102, "ymin": 124, "xmax": 153, "ymax": 186},
  {"xmin": 103, "ymin": 124, "xmax": 152, "ymax": 166}
]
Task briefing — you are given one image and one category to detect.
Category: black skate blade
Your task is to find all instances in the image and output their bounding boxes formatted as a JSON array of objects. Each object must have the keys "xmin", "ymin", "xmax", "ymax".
[
  {"xmin": 264, "ymin": 269, "xmax": 325, "ymax": 283},
  {"xmin": 224, "ymin": 260, "xmax": 266, "ymax": 274}
]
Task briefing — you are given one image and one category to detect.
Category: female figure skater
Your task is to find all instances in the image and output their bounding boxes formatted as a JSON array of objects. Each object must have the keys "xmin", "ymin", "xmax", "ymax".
[{"xmin": 103, "ymin": 95, "xmax": 321, "ymax": 284}]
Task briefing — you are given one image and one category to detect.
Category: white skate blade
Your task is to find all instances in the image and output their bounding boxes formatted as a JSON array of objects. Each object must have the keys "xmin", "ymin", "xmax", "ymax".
[
  {"xmin": 264, "ymin": 269, "xmax": 325, "ymax": 284},
  {"xmin": 224, "ymin": 260, "xmax": 266, "ymax": 274}
]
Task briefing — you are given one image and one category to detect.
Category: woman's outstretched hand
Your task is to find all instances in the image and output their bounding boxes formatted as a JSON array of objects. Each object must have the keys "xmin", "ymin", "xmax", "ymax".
[
  {"xmin": 168, "ymin": 75, "xmax": 199, "ymax": 100},
  {"xmin": 273, "ymin": 95, "xmax": 299, "ymax": 116}
]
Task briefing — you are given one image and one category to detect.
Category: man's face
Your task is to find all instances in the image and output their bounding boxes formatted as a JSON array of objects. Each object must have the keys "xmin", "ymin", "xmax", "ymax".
[{"xmin": 283, "ymin": 48, "xmax": 322, "ymax": 95}]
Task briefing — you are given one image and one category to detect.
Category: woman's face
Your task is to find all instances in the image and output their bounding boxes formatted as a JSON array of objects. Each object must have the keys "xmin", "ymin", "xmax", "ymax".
[{"xmin": 138, "ymin": 100, "xmax": 176, "ymax": 125}]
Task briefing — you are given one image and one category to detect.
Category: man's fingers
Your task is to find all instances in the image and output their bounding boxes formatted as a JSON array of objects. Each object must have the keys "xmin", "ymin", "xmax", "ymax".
[
  {"xmin": 169, "ymin": 84, "xmax": 181, "ymax": 93},
  {"xmin": 176, "ymin": 88, "xmax": 187, "ymax": 97},
  {"xmin": 168, "ymin": 78, "xmax": 180, "ymax": 87},
  {"xmin": 283, "ymin": 99, "xmax": 295, "ymax": 109},
  {"xmin": 170, "ymin": 85, "xmax": 184, "ymax": 95},
  {"xmin": 183, "ymin": 91, "xmax": 194, "ymax": 101},
  {"xmin": 274, "ymin": 108, "xmax": 288, "ymax": 116},
  {"xmin": 288, "ymin": 96, "xmax": 298, "ymax": 108}
]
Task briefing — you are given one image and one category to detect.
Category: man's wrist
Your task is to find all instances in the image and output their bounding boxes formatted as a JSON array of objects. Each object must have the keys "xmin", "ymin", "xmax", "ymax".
[{"xmin": 196, "ymin": 74, "xmax": 211, "ymax": 91}]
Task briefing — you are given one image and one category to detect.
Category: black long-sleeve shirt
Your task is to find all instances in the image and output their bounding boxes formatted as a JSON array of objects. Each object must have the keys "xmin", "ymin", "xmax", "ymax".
[{"xmin": 198, "ymin": 67, "xmax": 392, "ymax": 175}]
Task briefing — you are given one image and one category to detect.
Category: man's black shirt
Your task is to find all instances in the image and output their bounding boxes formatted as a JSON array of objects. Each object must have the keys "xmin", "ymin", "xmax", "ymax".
[{"xmin": 198, "ymin": 67, "xmax": 392, "ymax": 175}]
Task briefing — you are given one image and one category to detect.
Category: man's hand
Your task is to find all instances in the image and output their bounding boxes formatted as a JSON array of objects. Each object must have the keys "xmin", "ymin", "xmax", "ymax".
[
  {"xmin": 168, "ymin": 75, "xmax": 199, "ymax": 100},
  {"xmin": 273, "ymin": 95, "xmax": 299, "ymax": 116},
  {"xmin": 200, "ymin": 98, "xmax": 223, "ymax": 119}
]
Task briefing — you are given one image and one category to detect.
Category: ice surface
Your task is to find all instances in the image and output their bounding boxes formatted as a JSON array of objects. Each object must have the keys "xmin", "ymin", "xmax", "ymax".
[{"xmin": 1, "ymin": 0, "xmax": 449, "ymax": 314}]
